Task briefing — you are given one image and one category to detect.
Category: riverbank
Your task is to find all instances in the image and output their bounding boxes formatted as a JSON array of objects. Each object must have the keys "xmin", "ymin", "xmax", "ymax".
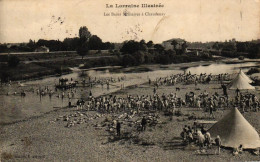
[
  {"xmin": 1, "ymin": 80, "xmax": 259, "ymax": 161},
  {"xmin": 3, "ymin": 54, "xmax": 260, "ymax": 83},
  {"xmin": 0, "ymin": 54, "xmax": 111, "ymax": 82},
  {"xmin": 0, "ymin": 52, "xmax": 218, "ymax": 82}
]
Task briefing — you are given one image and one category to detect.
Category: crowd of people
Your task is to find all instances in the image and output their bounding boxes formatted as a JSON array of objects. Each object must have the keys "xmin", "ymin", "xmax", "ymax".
[
  {"xmin": 152, "ymin": 72, "xmax": 232, "ymax": 87},
  {"xmin": 5, "ymin": 72, "xmax": 260, "ymax": 115},
  {"xmin": 80, "ymin": 76, "xmax": 126, "ymax": 89},
  {"xmin": 180, "ymin": 124, "xmax": 222, "ymax": 154},
  {"xmin": 73, "ymin": 88, "xmax": 259, "ymax": 119},
  {"xmin": 2, "ymin": 71, "xmax": 260, "ymax": 156},
  {"xmin": 235, "ymin": 90, "xmax": 260, "ymax": 112}
]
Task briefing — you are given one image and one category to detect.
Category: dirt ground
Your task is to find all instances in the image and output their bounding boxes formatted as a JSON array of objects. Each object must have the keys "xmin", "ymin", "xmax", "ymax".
[{"xmin": 0, "ymin": 81, "xmax": 260, "ymax": 162}]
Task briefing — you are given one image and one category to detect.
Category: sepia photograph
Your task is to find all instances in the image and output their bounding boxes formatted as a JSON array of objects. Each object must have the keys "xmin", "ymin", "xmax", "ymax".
[{"xmin": 0, "ymin": 0, "xmax": 260, "ymax": 161}]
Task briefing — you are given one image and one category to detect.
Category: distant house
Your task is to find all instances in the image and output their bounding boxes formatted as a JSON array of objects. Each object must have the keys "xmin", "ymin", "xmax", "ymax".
[
  {"xmin": 6, "ymin": 43, "xmax": 27, "ymax": 48},
  {"xmin": 35, "ymin": 46, "xmax": 49, "ymax": 52},
  {"xmin": 186, "ymin": 50, "xmax": 199, "ymax": 56},
  {"xmin": 162, "ymin": 38, "xmax": 186, "ymax": 50}
]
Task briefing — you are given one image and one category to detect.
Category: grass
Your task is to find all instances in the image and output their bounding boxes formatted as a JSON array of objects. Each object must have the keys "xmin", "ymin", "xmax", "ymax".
[{"xmin": 0, "ymin": 62, "xmax": 71, "ymax": 81}]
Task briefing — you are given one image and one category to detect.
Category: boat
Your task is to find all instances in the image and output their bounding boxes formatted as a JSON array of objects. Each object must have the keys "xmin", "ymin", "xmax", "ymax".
[{"xmin": 55, "ymin": 78, "xmax": 77, "ymax": 89}]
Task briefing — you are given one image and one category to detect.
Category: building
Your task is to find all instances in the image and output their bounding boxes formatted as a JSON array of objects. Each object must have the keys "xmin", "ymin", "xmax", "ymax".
[
  {"xmin": 186, "ymin": 50, "xmax": 199, "ymax": 56},
  {"xmin": 35, "ymin": 46, "xmax": 49, "ymax": 52},
  {"xmin": 162, "ymin": 38, "xmax": 186, "ymax": 50}
]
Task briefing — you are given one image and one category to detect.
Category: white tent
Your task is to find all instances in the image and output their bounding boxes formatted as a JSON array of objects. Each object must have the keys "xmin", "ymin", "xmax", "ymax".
[
  {"xmin": 239, "ymin": 69, "xmax": 253, "ymax": 83},
  {"xmin": 209, "ymin": 108, "xmax": 260, "ymax": 149},
  {"xmin": 229, "ymin": 70, "xmax": 255, "ymax": 90}
]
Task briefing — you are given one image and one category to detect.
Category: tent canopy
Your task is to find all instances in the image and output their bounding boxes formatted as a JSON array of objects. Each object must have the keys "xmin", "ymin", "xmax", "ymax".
[
  {"xmin": 208, "ymin": 108, "xmax": 260, "ymax": 149},
  {"xmin": 228, "ymin": 70, "xmax": 255, "ymax": 90},
  {"xmin": 239, "ymin": 69, "xmax": 253, "ymax": 83}
]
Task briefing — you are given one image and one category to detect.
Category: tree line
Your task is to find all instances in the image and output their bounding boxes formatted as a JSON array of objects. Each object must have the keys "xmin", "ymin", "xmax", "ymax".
[
  {"xmin": 211, "ymin": 40, "xmax": 260, "ymax": 58},
  {"xmin": 1, "ymin": 25, "xmax": 259, "ymax": 62},
  {"xmin": 0, "ymin": 26, "xmax": 114, "ymax": 53}
]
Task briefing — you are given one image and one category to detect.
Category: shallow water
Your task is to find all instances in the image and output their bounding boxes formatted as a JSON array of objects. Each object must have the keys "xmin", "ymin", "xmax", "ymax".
[
  {"xmin": 0, "ymin": 61, "xmax": 258, "ymax": 124},
  {"xmin": 185, "ymin": 62, "xmax": 258, "ymax": 75}
]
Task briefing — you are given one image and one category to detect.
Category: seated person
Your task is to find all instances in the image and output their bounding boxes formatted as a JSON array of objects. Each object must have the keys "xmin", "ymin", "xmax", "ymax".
[{"xmin": 233, "ymin": 144, "xmax": 243, "ymax": 155}]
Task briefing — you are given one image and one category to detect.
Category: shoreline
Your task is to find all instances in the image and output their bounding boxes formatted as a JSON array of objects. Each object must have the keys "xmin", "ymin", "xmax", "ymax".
[
  {"xmin": 5, "ymin": 59, "xmax": 216, "ymax": 83},
  {"xmin": 3, "ymin": 56, "xmax": 259, "ymax": 83},
  {"xmin": 0, "ymin": 81, "xmax": 145, "ymax": 126}
]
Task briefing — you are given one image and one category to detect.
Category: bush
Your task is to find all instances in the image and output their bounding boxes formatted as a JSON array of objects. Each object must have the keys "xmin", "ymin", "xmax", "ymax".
[
  {"xmin": 108, "ymin": 49, "xmax": 114, "ymax": 53},
  {"xmin": 8, "ymin": 56, "xmax": 20, "ymax": 67},
  {"xmin": 144, "ymin": 53, "xmax": 153, "ymax": 63},
  {"xmin": 121, "ymin": 54, "xmax": 136, "ymax": 67},
  {"xmin": 133, "ymin": 51, "xmax": 145, "ymax": 65},
  {"xmin": 0, "ymin": 71, "xmax": 10, "ymax": 82},
  {"xmin": 221, "ymin": 50, "xmax": 237, "ymax": 58}
]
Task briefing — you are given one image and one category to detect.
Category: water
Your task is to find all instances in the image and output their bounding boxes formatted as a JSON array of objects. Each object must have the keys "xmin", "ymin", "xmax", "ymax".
[
  {"xmin": 185, "ymin": 62, "xmax": 259, "ymax": 75},
  {"xmin": 0, "ymin": 61, "xmax": 258, "ymax": 124}
]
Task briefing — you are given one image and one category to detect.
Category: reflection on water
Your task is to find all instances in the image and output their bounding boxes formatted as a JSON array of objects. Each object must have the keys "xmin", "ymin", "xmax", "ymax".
[
  {"xmin": 0, "ymin": 61, "xmax": 258, "ymax": 124},
  {"xmin": 185, "ymin": 62, "xmax": 258, "ymax": 75}
]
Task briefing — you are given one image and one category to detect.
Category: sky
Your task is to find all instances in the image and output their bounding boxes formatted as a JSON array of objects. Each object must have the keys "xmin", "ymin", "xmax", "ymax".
[{"xmin": 0, "ymin": 0, "xmax": 259, "ymax": 44}]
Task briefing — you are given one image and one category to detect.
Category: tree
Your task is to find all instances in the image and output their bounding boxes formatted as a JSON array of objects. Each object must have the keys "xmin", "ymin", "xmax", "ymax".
[
  {"xmin": 154, "ymin": 44, "xmax": 165, "ymax": 54},
  {"xmin": 165, "ymin": 49, "xmax": 176, "ymax": 56},
  {"xmin": 0, "ymin": 44, "xmax": 9, "ymax": 53},
  {"xmin": 222, "ymin": 42, "xmax": 237, "ymax": 52},
  {"xmin": 171, "ymin": 40, "xmax": 178, "ymax": 51},
  {"xmin": 102, "ymin": 42, "xmax": 115, "ymax": 50},
  {"xmin": 140, "ymin": 39, "xmax": 146, "ymax": 45},
  {"xmin": 76, "ymin": 42, "xmax": 89, "ymax": 59},
  {"xmin": 146, "ymin": 41, "xmax": 154, "ymax": 48},
  {"xmin": 121, "ymin": 54, "xmax": 136, "ymax": 67},
  {"xmin": 139, "ymin": 40, "xmax": 148, "ymax": 52},
  {"xmin": 27, "ymin": 39, "xmax": 36, "ymax": 51},
  {"xmin": 133, "ymin": 51, "xmax": 145, "ymax": 65},
  {"xmin": 248, "ymin": 43, "xmax": 260, "ymax": 58},
  {"xmin": 88, "ymin": 35, "xmax": 103, "ymax": 50},
  {"xmin": 63, "ymin": 37, "xmax": 79, "ymax": 51},
  {"xmin": 8, "ymin": 56, "xmax": 20, "ymax": 67},
  {"xmin": 120, "ymin": 40, "xmax": 141, "ymax": 54},
  {"xmin": 79, "ymin": 26, "xmax": 91, "ymax": 41},
  {"xmin": 77, "ymin": 26, "xmax": 92, "ymax": 59},
  {"xmin": 181, "ymin": 41, "xmax": 188, "ymax": 54},
  {"xmin": 212, "ymin": 42, "xmax": 220, "ymax": 50},
  {"xmin": 36, "ymin": 39, "xmax": 63, "ymax": 51},
  {"xmin": 236, "ymin": 42, "xmax": 249, "ymax": 52},
  {"xmin": 144, "ymin": 53, "xmax": 153, "ymax": 63}
]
